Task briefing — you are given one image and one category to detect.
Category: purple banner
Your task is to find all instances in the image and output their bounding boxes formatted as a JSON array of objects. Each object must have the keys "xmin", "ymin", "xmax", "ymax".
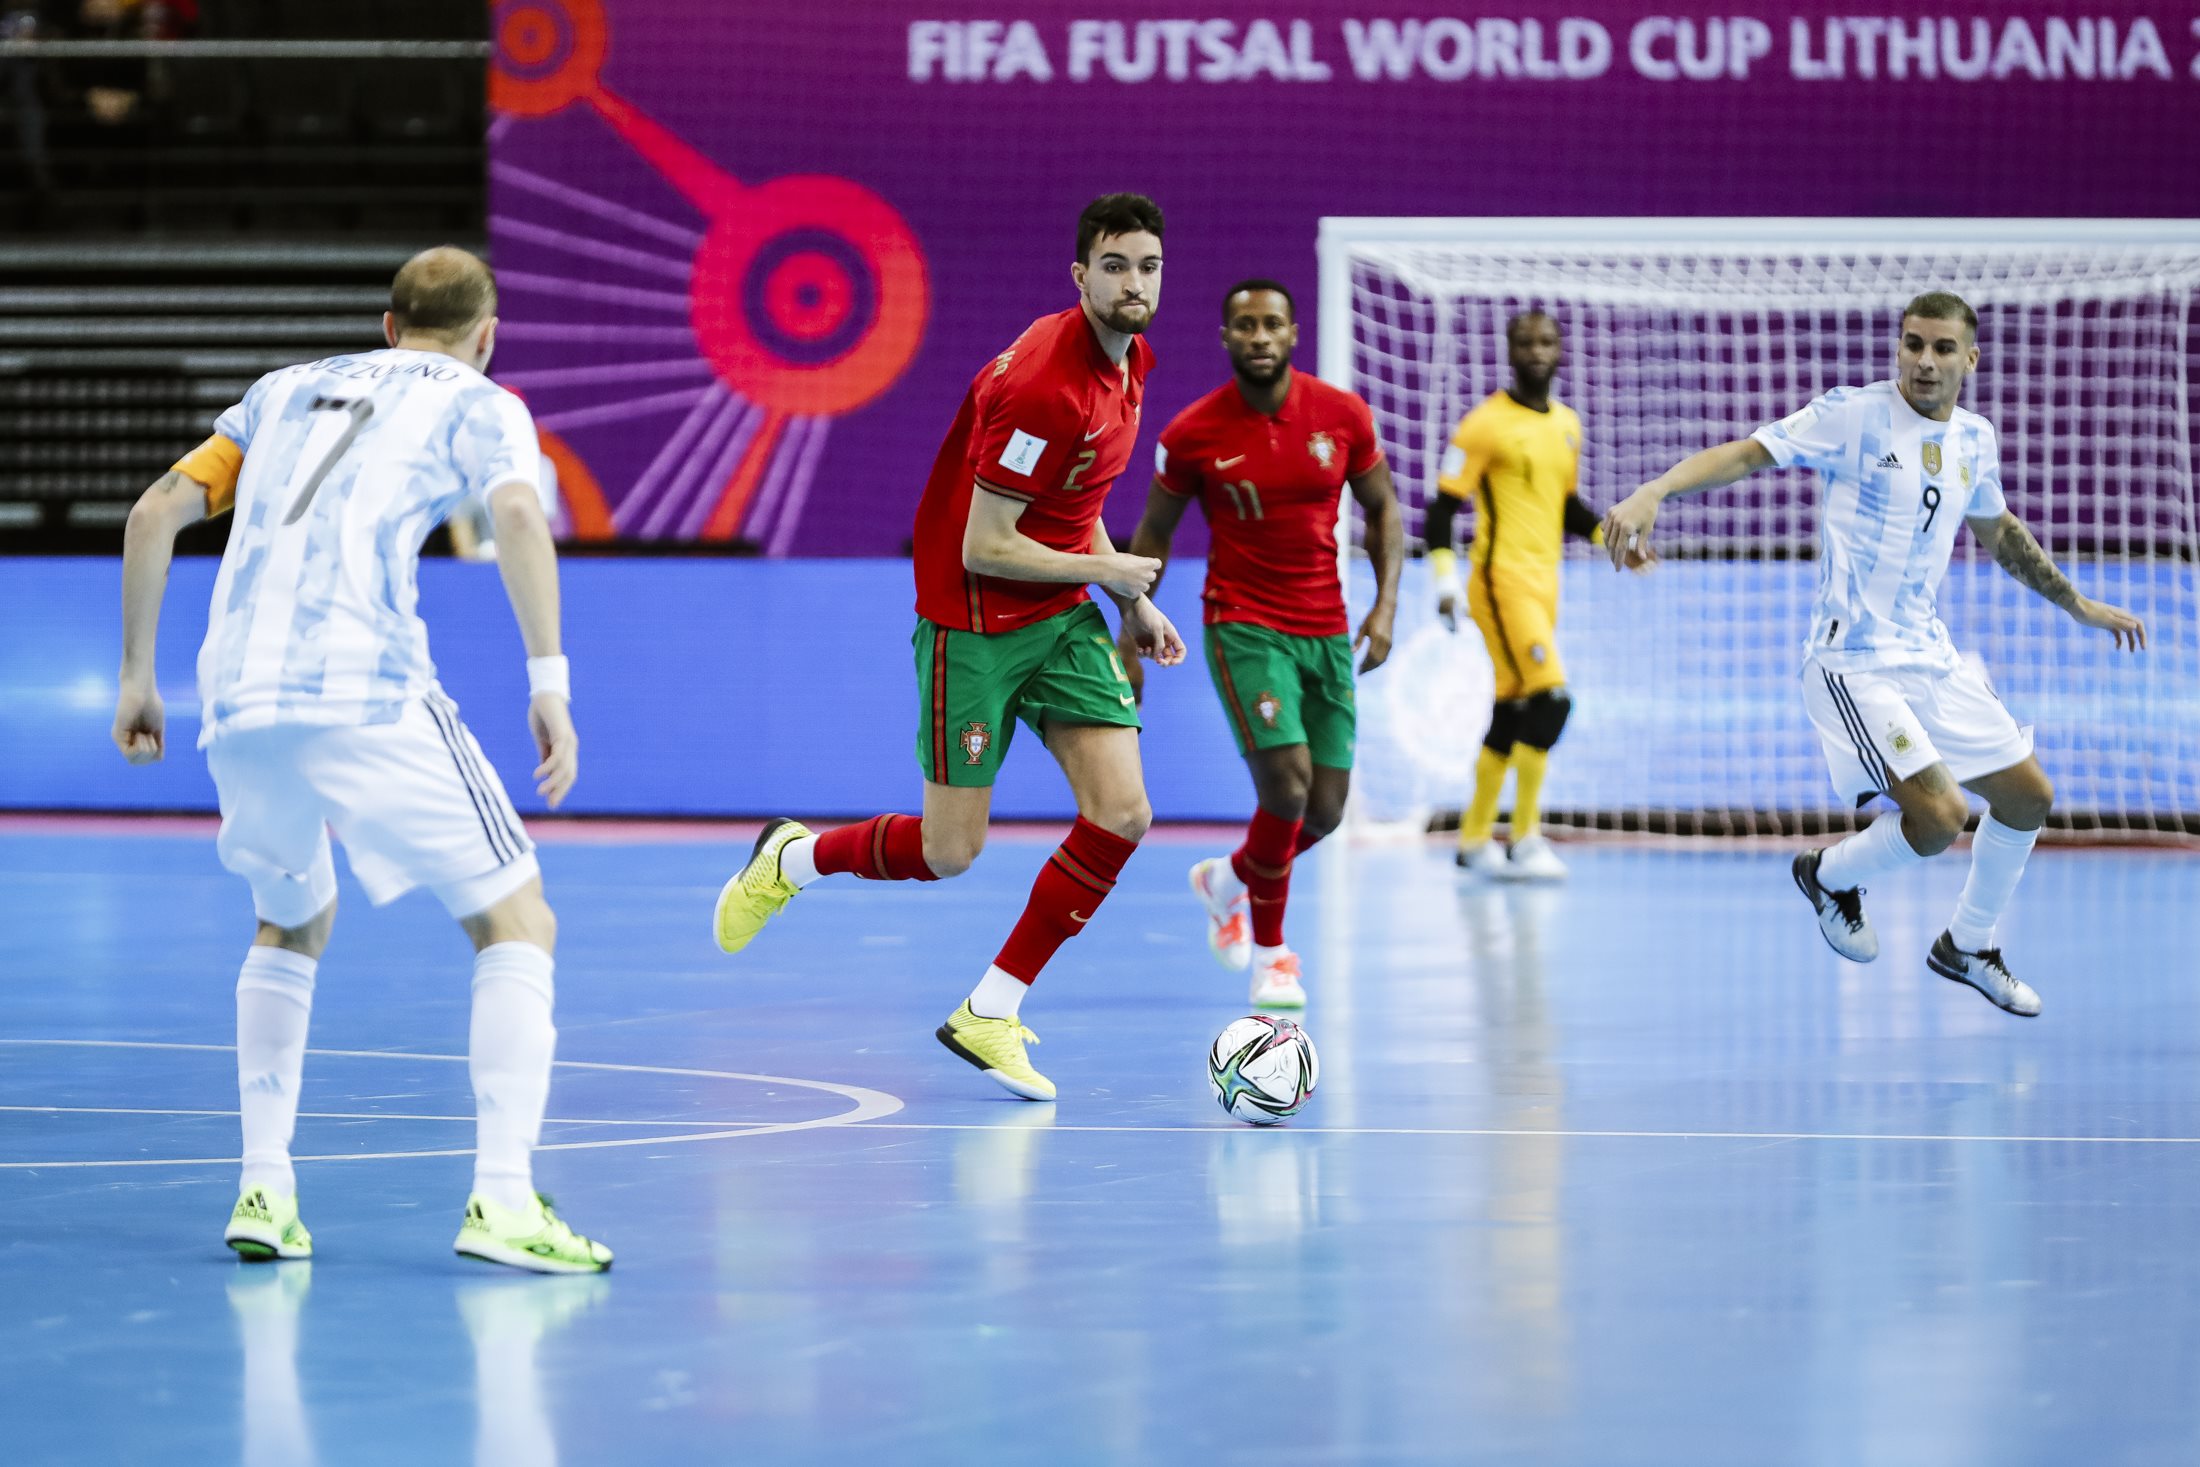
[{"xmin": 487, "ymin": 1, "xmax": 2200, "ymax": 555}]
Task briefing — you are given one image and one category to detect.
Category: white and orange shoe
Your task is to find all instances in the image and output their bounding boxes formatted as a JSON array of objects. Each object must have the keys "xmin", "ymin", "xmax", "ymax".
[
  {"xmin": 1249, "ymin": 948, "xmax": 1307, "ymax": 1009},
  {"xmin": 1190, "ymin": 857, "xmax": 1252, "ymax": 971}
]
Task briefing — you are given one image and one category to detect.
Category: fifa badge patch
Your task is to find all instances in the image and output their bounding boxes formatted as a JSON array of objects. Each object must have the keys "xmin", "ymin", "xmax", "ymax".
[
  {"xmin": 1922, "ymin": 442, "xmax": 1942, "ymax": 477},
  {"xmin": 1888, "ymin": 724, "xmax": 1915, "ymax": 756},
  {"xmin": 1307, "ymin": 432, "xmax": 1336, "ymax": 469},
  {"xmin": 1254, "ymin": 691, "xmax": 1282, "ymax": 728},
  {"xmin": 961, "ymin": 722, "xmax": 993, "ymax": 765}
]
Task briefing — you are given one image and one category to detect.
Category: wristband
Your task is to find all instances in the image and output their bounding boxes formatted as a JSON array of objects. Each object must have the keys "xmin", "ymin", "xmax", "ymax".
[
  {"xmin": 526, "ymin": 655, "xmax": 571, "ymax": 701},
  {"xmin": 1427, "ymin": 547, "xmax": 1461, "ymax": 599}
]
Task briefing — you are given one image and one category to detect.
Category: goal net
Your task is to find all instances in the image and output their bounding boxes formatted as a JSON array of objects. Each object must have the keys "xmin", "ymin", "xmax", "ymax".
[{"xmin": 1319, "ymin": 219, "xmax": 2200, "ymax": 841}]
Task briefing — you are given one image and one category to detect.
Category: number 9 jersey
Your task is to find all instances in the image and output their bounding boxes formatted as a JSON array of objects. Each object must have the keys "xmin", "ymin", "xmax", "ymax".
[
  {"xmin": 1751, "ymin": 381, "xmax": 2007, "ymax": 673},
  {"xmin": 172, "ymin": 349, "xmax": 545, "ymax": 746}
]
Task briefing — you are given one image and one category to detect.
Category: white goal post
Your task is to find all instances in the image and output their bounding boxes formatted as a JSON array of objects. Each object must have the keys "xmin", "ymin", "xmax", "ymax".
[{"xmin": 1318, "ymin": 217, "xmax": 2200, "ymax": 842}]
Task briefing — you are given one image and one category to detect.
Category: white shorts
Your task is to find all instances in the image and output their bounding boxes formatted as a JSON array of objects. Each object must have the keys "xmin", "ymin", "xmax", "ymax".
[
  {"xmin": 206, "ymin": 693, "xmax": 539, "ymax": 926},
  {"xmin": 1801, "ymin": 656, "xmax": 2033, "ymax": 807}
]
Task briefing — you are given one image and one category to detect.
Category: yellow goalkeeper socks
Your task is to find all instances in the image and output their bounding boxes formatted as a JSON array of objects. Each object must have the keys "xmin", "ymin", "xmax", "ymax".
[
  {"xmin": 1460, "ymin": 747, "xmax": 1509, "ymax": 848},
  {"xmin": 1508, "ymin": 746, "xmax": 1549, "ymax": 840}
]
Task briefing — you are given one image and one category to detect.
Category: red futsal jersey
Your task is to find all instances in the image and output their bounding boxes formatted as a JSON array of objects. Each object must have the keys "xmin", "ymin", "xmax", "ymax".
[
  {"xmin": 912, "ymin": 306, "xmax": 1153, "ymax": 633},
  {"xmin": 1153, "ymin": 371, "xmax": 1383, "ymax": 638}
]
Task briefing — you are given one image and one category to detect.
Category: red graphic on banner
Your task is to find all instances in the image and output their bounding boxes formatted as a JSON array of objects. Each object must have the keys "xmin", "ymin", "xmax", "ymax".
[{"xmin": 489, "ymin": 0, "xmax": 930, "ymax": 545}]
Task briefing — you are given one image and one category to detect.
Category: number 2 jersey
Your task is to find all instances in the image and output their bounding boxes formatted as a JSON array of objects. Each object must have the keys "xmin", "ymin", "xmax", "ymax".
[
  {"xmin": 1153, "ymin": 371, "xmax": 1383, "ymax": 638},
  {"xmin": 174, "ymin": 348, "xmax": 543, "ymax": 744},
  {"xmin": 1751, "ymin": 380, "xmax": 2007, "ymax": 674},
  {"xmin": 912, "ymin": 306, "xmax": 1153, "ymax": 634}
]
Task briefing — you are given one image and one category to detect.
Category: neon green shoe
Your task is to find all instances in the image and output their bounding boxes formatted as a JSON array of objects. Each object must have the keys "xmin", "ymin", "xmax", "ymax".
[
  {"xmin": 225, "ymin": 1185, "xmax": 312, "ymax": 1261},
  {"xmin": 936, "ymin": 1000, "xmax": 1057, "ymax": 1101},
  {"xmin": 713, "ymin": 817, "xmax": 813, "ymax": 954},
  {"xmin": 454, "ymin": 1192, "xmax": 612, "ymax": 1275}
]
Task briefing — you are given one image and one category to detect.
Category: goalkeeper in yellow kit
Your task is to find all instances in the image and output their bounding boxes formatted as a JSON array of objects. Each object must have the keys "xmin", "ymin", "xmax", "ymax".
[{"xmin": 1426, "ymin": 311, "xmax": 1622, "ymax": 880}]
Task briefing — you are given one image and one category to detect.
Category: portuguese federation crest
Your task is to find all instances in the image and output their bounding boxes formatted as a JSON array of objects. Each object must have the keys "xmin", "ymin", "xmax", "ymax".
[
  {"xmin": 961, "ymin": 721, "xmax": 992, "ymax": 765},
  {"xmin": 1253, "ymin": 691, "xmax": 1282, "ymax": 728},
  {"xmin": 1307, "ymin": 432, "xmax": 1336, "ymax": 469}
]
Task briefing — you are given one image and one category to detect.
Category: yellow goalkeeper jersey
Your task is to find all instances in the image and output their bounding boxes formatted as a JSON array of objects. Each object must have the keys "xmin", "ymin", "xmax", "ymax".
[{"xmin": 1437, "ymin": 391, "xmax": 1584, "ymax": 579}]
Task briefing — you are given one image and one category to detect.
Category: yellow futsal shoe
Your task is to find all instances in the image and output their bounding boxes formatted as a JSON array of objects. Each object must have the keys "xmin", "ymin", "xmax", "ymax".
[
  {"xmin": 936, "ymin": 1001, "xmax": 1057, "ymax": 1101},
  {"xmin": 454, "ymin": 1192, "xmax": 613, "ymax": 1275},
  {"xmin": 713, "ymin": 817, "xmax": 813, "ymax": 953},
  {"xmin": 225, "ymin": 1185, "xmax": 313, "ymax": 1261}
]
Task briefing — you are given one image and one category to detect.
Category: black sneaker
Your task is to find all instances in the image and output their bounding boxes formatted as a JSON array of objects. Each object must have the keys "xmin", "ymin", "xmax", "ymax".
[
  {"xmin": 1791, "ymin": 849, "xmax": 1878, "ymax": 963},
  {"xmin": 1927, "ymin": 931, "xmax": 2041, "ymax": 1017}
]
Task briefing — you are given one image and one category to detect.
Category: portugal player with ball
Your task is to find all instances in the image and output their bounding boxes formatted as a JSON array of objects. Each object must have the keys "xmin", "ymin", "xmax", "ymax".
[
  {"xmin": 1119, "ymin": 279, "xmax": 1404, "ymax": 1009},
  {"xmin": 1603, "ymin": 291, "xmax": 2146, "ymax": 1016}
]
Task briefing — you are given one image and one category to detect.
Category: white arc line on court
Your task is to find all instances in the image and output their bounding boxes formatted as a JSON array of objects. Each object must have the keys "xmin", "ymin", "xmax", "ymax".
[{"xmin": 0, "ymin": 1039, "xmax": 902, "ymax": 1169}]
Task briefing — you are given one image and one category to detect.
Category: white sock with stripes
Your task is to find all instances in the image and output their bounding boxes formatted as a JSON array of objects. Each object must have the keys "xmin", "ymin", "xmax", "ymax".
[
  {"xmin": 1817, "ymin": 809, "xmax": 1924, "ymax": 892},
  {"xmin": 469, "ymin": 942, "xmax": 556, "ymax": 1214},
  {"xmin": 237, "ymin": 945, "xmax": 317, "ymax": 1198},
  {"xmin": 1948, "ymin": 816, "xmax": 2040, "ymax": 951}
]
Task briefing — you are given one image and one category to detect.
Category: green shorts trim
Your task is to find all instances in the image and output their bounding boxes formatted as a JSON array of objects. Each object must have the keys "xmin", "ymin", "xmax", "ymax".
[
  {"xmin": 914, "ymin": 601, "xmax": 1140, "ymax": 787},
  {"xmin": 1204, "ymin": 621, "xmax": 1355, "ymax": 769}
]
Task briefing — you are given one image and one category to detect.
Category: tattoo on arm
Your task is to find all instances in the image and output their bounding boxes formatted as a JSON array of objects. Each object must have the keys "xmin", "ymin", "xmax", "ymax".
[{"xmin": 1991, "ymin": 516, "xmax": 2078, "ymax": 609}]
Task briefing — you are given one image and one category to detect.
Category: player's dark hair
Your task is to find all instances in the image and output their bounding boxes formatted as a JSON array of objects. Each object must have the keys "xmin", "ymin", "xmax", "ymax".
[
  {"xmin": 390, "ymin": 246, "xmax": 497, "ymax": 340},
  {"xmin": 1505, "ymin": 309, "xmax": 1559, "ymax": 345},
  {"xmin": 1076, "ymin": 193, "xmax": 1165, "ymax": 265},
  {"xmin": 1903, "ymin": 291, "xmax": 1978, "ymax": 337},
  {"xmin": 1221, "ymin": 278, "xmax": 1295, "ymax": 323}
]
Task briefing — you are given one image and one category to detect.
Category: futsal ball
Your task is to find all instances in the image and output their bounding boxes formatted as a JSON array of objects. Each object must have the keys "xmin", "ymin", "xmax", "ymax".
[{"xmin": 1208, "ymin": 1015, "xmax": 1318, "ymax": 1125}]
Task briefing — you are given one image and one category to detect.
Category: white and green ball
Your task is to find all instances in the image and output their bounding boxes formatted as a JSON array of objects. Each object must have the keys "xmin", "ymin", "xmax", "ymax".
[{"xmin": 1208, "ymin": 1015, "xmax": 1318, "ymax": 1125}]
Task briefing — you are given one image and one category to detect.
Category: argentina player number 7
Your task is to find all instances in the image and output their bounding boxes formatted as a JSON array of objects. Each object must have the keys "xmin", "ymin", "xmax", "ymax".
[{"xmin": 281, "ymin": 394, "xmax": 377, "ymax": 524}]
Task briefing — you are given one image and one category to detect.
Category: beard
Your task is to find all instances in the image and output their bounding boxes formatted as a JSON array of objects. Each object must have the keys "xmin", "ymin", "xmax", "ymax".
[
  {"xmin": 1233, "ymin": 354, "xmax": 1289, "ymax": 386},
  {"xmin": 1094, "ymin": 299, "xmax": 1152, "ymax": 335}
]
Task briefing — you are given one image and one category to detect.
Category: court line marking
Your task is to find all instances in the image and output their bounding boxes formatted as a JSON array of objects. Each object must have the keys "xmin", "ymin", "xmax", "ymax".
[
  {"xmin": 0, "ymin": 1106, "xmax": 738, "ymax": 1127},
  {"xmin": 849, "ymin": 1122, "xmax": 2200, "ymax": 1145},
  {"xmin": 0, "ymin": 1039, "xmax": 902, "ymax": 1169}
]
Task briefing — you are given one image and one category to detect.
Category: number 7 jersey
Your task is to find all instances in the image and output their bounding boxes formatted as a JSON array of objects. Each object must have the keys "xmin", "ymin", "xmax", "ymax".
[
  {"xmin": 178, "ymin": 348, "xmax": 544, "ymax": 745},
  {"xmin": 1751, "ymin": 380, "xmax": 2008, "ymax": 673}
]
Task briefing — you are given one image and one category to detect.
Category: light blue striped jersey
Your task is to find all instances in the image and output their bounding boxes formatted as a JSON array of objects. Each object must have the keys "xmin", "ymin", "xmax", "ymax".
[
  {"xmin": 1751, "ymin": 381, "xmax": 2007, "ymax": 672},
  {"xmin": 194, "ymin": 349, "xmax": 542, "ymax": 745}
]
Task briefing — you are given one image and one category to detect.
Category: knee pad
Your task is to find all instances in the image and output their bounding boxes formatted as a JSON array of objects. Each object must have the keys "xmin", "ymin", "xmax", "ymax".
[
  {"xmin": 1483, "ymin": 699, "xmax": 1526, "ymax": 755},
  {"xmin": 1516, "ymin": 688, "xmax": 1573, "ymax": 750}
]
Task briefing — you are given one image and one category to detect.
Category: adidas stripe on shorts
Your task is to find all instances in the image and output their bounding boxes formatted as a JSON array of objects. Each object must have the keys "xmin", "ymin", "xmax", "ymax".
[{"xmin": 1800, "ymin": 655, "xmax": 2032, "ymax": 807}]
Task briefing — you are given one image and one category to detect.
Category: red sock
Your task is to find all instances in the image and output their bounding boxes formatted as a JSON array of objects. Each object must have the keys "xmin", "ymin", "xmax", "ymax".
[
  {"xmin": 992, "ymin": 817, "xmax": 1139, "ymax": 983},
  {"xmin": 811, "ymin": 814, "xmax": 937, "ymax": 882},
  {"xmin": 1293, "ymin": 825, "xmax": 1324, "ymax": 856},
  {"xmin": 1230, "ymin": 808, "xmax": 1302, "ymax": 949}
]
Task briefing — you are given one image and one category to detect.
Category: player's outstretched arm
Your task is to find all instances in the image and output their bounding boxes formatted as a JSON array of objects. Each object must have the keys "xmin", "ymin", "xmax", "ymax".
[
  {"xmin": 1967, "ymin": 511, "xmax": 2146, "ymax": 651},
  {"xmin": 1350, "ymin": 461, "xmax": 1404, "ymax": 672},
  {"xmin": 114, "ymin": 470, "xmax": 213, "ymax": 764},
  {"xmin": 487, "ymin": 480, "xmax": 580, "ymax": 807},
  {"xmin": 1601, "ymin": 438, "xmax": 1774, "ymax": 572},
  {"xmin": 1114, "ymin": 481, "xmax": 1194, "ymax": 700}
]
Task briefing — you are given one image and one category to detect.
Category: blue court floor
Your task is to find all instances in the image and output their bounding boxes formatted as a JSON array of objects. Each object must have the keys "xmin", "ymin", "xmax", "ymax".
[{"xmin": 3, "ymin": 822, "xmax": 2199, "ymax": 1466}]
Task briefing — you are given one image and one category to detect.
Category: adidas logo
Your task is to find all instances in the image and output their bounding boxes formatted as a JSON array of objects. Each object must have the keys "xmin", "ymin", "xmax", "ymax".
[{"xmin": 1877, "ymin": 451, "xmax": 1902, "ymax": 468}]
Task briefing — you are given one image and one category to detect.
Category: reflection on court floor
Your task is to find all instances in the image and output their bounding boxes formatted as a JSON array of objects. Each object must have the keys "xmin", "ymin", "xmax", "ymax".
[{"xmin": 3, "ymin": 827, "xmax": 2196, "ymax": 1464}]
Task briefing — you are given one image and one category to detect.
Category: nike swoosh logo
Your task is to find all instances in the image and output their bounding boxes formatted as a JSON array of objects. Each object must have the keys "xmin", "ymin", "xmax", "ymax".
[
  {"xmin": 1084, "ymin": 427, "xmax": 1106, "ymax": 441},
  {"xmin": 1216, "ymin": 455, "xmax": 1245, "ymax": 468}
]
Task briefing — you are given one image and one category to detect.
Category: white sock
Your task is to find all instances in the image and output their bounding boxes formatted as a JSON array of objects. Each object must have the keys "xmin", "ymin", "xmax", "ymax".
[
  {"xmin": 1208, "ymin": 856, "xmax": 1247, "ymax": 904},
  {"xmin": 1817, "ymin": 810, "xmax": 1925, "ymax": 892},
  {"xmin": 779, "ymin": 834, "xmax": 822, "ymax": 889},
  {"xmin": 470, "ymin": 942, "xmax": 556, "ymax": 1214},
  {"xmin": 1253, "ymin": 943, "xmax": 1289, "ymax": 969},
  {"xmin": 1948, "ymin": 816, "xmax": 2040, "ymax": 951},
  {"xmin": 236, "ymin": 946, "xmax": 316, "ymax": 1197},
  {"xmin": 968, "ymin": 964, "xmax": 1028, "ymax": 1020}
]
